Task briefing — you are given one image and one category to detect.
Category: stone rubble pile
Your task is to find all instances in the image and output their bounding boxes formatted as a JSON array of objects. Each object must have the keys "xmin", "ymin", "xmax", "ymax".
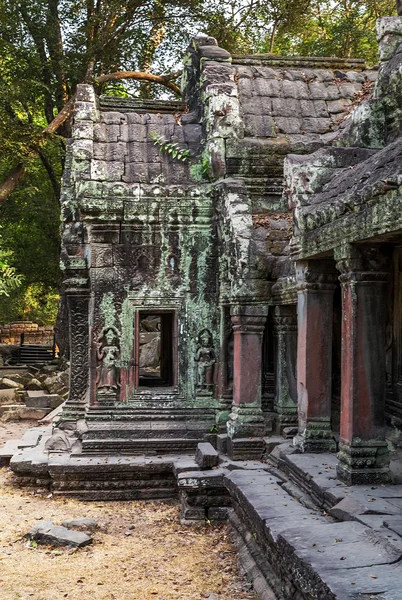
[{"xmin": 0, "ymin": 360, "xmax": 69, "ymax": 422}]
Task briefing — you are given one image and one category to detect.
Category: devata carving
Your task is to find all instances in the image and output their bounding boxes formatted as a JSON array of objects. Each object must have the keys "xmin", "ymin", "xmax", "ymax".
[
  {"xmin": 195, "ymin": 328, "xmax": 216, "ymax": 392},
  {"xmin": 96, "ymin": 327, "xmax": 120, "ymax": 394}
]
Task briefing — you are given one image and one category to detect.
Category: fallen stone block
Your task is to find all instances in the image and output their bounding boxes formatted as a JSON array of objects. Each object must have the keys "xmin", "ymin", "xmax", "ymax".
[
  {"xmin": 62, "ymin": 518, "xmax": 99, "ymax": 532},
  {"xmin": 25, "ymin": 393, "xmax": 62, "ymax": 409},
  {"xmin": 25, "ymin": 521, "xmax": 92, "ymax": 547},
  {"xmin": 0, "ymin": 377, "xmax": 24, "ymax": 390},
  {"xmin": 0, "ymin": 388, "xmax": 20, "ymax": 405},
  {"xmin": 26, "ymin": 378, "xmax": 43, "ymax": 391},
  {"xmin": 18, "ymin": 407, "xmax": 50, "ymax": 420},
  {"xmin": 195, "ymin": 442, "xmax": 219, "ymax": 469},
  {"xmin": 25, "ymin": 392, "xmax": 52, "ymax": 408}
]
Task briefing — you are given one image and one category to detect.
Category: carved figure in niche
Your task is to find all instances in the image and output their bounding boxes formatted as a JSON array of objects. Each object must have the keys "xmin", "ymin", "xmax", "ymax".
[
  {"xmin": 96, "ymin": 327, "xmax": 120, "ymax": 393},
  {"xmin": 195, "ymin": 328, "xmax": 216, "ymax": 391}
]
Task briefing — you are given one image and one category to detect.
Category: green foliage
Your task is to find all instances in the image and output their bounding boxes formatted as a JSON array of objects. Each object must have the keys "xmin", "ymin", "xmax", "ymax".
[
  {"xmin": 0, "ymin": 151, "xmax": 61, "ymax": 325},
  {"xmin": 268, "ymin": 0, "xmax": 397, "ymax": 64},
  {"xmin": 0, "ymin": 250, "xmax": 23, "ymax": 297},
  {"xmin": 149, "ymin": 132, "xmax": 192, "ymax": 162}
]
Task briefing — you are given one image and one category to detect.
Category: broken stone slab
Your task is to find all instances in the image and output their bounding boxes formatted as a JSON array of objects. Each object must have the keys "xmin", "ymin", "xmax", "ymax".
[
  {"xmin": 17, "ymin": 427, "xmax": 46, "ymax": 449},
  {"xmin": 329, "ymin": 494, "xmax": 402, "ymax": 521},
  {"xmin": 0, "ymin": 439, "xmax": 20, "ymax": 466},
  {"xmin": 25, "ymin": 521, "xmax": 92, "ymax": 547},
  {"xmin": 62, "ymin": 518, "xmax": 99, "ymax": 532},
  {"xmin": 195, "ymin": 442, "xmax": 219, "ymax": 469},
  {"xmin": 281, "ymin": 427, "xmax": 298, "ymax": 439}
]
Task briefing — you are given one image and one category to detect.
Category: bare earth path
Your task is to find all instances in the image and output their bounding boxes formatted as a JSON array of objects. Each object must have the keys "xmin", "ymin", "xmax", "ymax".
[{"xmin": 0, "ymin": 425, "xmax": 256, "ymax": 600}]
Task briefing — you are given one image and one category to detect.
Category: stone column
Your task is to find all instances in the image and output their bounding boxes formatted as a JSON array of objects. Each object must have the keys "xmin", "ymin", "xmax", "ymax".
[
  {"xmin": 62, "ymin": 292, "xmax": 90, "ymax": 420},
  {"xmin": 336, "ymin": 246, "xmax": 392, "ymax": 485},
  {"xmin": 226, "ymin": 305, "xmax": 268, "ymax": 459},
  {"xmin": 295, "ymin": 261, "xmax": 337, "ymax": 452},
  {"xmin": 273, "ymin": 305, "xmax": 298, "ymax": 433}
]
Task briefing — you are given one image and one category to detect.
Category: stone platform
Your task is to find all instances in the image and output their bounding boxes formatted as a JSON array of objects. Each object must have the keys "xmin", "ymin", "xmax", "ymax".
[{"xmin": 5, "ymin": 432, "xmax": 402, "ymax": 598}]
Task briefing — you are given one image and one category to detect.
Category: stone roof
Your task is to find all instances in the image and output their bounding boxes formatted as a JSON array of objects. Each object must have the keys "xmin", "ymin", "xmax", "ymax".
[
  {"xmin": 234, "ymin": 60, "xmax": 376, "ymax": 141},
  {"xmin": 285, "ymin": 17, "xmax": 402, "ymax": 259}
]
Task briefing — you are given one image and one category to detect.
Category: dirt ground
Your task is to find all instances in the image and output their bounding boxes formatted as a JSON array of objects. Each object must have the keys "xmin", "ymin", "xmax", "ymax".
[{"xmin": 0, "ymin": 424, "xmax": 257, "ymax": 600}]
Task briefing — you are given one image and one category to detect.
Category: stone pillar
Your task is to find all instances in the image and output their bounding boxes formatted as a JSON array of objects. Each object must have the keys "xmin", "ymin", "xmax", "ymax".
[
  {"xmin": 273, "ymin": 305, "xmax": 298, "ymax": 433},
  {"xmin": 226, "ymin": 305, "xmax": 268, "ymax": 459},
  {"xmin": 336, "ymin": 246, "xmax": 392, "ymax": 485},
  {"xmin": 295, "ymin": 261, "xmax": 337, "ymax": 452},
  {"xmin": 62, "ymin": 292, "xmax": 90, "ymax": 420}
]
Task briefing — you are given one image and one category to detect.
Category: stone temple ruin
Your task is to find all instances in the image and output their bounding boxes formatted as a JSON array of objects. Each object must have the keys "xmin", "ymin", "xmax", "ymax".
[
  {"xmin": 54, "ymin": 34, "xmax": 378, "ymax": 465},
  {"xmin": 9, "ymin": 13, "xmax": 402, "ymax": 600}
]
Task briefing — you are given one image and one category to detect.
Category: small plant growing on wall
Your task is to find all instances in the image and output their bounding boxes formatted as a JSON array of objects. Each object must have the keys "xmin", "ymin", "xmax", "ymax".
[{"xmin": 149, "ymin": 132, "xmax": 191, "ymax": 162}]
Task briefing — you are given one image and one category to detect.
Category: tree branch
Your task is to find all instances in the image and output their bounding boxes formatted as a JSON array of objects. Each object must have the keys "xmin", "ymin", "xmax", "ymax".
[
  {"xmin": 0, "ymin": 165, "xmax": 25, "ymax": 205},
  {"xmin": 95, "ymin": 70, "xmax": 181, "ymax": 94}
]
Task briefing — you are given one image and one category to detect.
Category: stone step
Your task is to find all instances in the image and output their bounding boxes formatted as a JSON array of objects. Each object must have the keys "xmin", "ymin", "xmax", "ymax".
[
  {"xmin": 84, "ymin": 421, "xmax": 213, "ymax": 440},
  {"xmin": 52, "ymin": 487, "xmax": 178, "ymax": 501},
  {"xmin": 1, "ymin": 406, "xmax": 51, "ymax": 421},
  {"xmin": 81, "ymin": 437, "xmax": 202, "ymax": 455},
  {"xmin": 85, "ymin": 408, "xmax": 216, "ymax": 420}
]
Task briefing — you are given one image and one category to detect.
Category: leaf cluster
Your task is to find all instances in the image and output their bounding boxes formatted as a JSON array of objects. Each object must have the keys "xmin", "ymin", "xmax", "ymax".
[{"xmin": 149, "ymin": 132, "xmax": 192, "ymax": 162}]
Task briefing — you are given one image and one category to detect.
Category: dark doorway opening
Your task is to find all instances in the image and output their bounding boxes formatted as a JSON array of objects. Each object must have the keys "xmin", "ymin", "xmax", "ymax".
[{"xmin": 138, "ymin": 311, "xmax": 174, "ymax": 387}]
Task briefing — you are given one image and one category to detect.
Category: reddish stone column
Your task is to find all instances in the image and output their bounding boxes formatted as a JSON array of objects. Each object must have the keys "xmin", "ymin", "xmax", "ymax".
[
  {"xmin": 226, "ymin": 305, "xmax": 268, "ymax": 459},
  {"xmin": 296, "ymin": 261, "xmax": 337, "ymax": 452},
  {"xmin": 336, "ymin": 247, "xmax": 392, "ymax": 485}
]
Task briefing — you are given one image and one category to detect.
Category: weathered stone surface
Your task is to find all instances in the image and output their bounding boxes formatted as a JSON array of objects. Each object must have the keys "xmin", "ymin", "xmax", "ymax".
[
  {"xmin": 25, "ymin": 521, "xmax": 92, "ymax": 547},
  {"xmin": 195, "ymin": 442, "xmax": 219, "ymax": 469}
]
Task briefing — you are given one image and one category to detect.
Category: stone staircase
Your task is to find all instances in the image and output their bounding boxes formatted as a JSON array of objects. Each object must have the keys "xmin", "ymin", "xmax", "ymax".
[{"xmin": 81, "ymin": 406, "xmax": 217, "ymax": 455}]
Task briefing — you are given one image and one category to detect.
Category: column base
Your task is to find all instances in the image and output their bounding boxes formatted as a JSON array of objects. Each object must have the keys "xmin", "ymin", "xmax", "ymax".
[
  {"xmin": 295, "ymin": 419, "xmax": 336, "ymax": 452},
  {"xmin": 273, "ymin": 405, "xmax": 298, "ymax": 435},
  {"xmin": 226, "ymin": 405, "xmax": 265, "ymax": 439},
  {"xmin": 337, "ymin": 440, "xmax": 393, "ymax": 485},
  {"xmin": 227, "ymin": 437, "xmax": 265, "ymax": 461}
]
